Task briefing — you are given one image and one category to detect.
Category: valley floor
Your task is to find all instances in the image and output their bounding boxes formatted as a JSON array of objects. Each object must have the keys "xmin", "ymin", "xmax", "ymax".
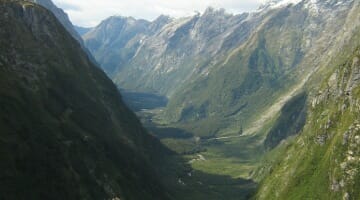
[
  {"xmin": 120, "ymin": 65, "xmax": 313, "ymax": 199},
  {"xmin": 122, "ymin": 92, "xmax": 267, "ymax": 199}
]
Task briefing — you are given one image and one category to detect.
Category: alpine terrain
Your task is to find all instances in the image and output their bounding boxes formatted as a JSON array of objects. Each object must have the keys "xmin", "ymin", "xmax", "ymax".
[{"xmin": 0, "ymin": 0, "xmax": 359, "ymax": 199}]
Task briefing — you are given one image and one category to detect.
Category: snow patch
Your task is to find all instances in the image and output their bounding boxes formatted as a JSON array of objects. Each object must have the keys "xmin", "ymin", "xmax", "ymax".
[{"xmin": 259, "ymin": 0, "xmax": 302, "ymax": 10}]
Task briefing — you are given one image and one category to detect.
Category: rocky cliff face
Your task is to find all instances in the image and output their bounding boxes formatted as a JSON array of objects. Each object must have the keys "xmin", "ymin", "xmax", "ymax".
[
  {"xmin": 0, "ymin": 1, "xmax": 171, "ymax": 199},
  {"xmin": 84, "ymin": 16, "xmax": 154, "ymax": 75},
  {"xmin": 84, "ymin": 7, "xmax": 262, "ymax": 95}
]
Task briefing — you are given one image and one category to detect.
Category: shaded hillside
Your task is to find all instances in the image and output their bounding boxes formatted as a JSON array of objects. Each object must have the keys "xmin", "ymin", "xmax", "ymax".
[
  {"xmin": 28, "ymin": 0, "xmax": 83, "ymax": 45},
  {"xmin": 0, "ymin": 1, "xmax": 171, "ymax": 199},
  {"xmin": 256, "ymin": 22, "xmax": 360, "ymax": 200}
]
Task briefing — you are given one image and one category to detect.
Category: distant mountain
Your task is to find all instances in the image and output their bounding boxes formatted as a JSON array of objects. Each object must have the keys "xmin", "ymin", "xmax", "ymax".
[
  {"xmin": 83, "ymin": 15, "xmax": 174, "ymax": 76},
  {"xmin": 75, "ymin": 25, "xmax": 92, "ymax": 36},
  {"xmin": 0, "ymin": 1, "xmax": 171, "ymax": 199},
  {"xmin": 84, "ymin": 0, "xmax": 359, "ymax": 137},
  {"xmin": 161, "ymin": 0, "xmax": 359, "ymax": 136},
  {"xmin": 84, "ymin": 8, "xmax": 255, "ymax": 94},
  {"xmin": 84, "ymin": 16, "xmax": 155, "ymax": 75}
]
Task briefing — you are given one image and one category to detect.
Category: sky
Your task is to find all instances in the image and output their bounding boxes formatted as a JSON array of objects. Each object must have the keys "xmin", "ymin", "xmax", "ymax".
[{"xmin": 53, "ymin": 0, "xmax": 265, "ymax": 27}]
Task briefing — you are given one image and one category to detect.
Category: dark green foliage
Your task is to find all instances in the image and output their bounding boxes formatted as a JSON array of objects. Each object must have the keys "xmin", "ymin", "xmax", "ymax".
[{"xmin": 0, "ymin": 1, "xmax": 171, "ymax": 199}]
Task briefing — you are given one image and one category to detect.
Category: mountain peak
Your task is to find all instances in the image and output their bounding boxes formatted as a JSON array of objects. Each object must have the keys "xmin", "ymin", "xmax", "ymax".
[
  {"xmin": 259, "ymin": 0, "xmax": 302, "ymax": 10},
  {"xmin": 203, "ymin": 6, "xmax": 229, "ymax": 16},
  {"xmin": 152, "ymin": 14, "xmax": 172, "ymax": 25}
]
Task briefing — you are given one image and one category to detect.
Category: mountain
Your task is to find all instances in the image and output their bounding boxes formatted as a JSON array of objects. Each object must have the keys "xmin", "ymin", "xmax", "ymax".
[
  {"xmin": 257, "ymin": 28, "xmax": 360, "ymax": 199},
  {"xmin": 83, "ymin": 14, "xmax": 174, "ymax": 75},
  {"xmin": 161, "ymin": 0, "xmax": 359, "ymax": 137},
  {"xmin": 83, "ymin": 16, "xmax": 155, "ymax": 75},
  {"xmin": 84, "ymin": 8, "xmax": 259, "ymax": 95},
  {"xmin": 84, "ymin": 0, "xmax": 359, "ymax": 137},
  {"xmin": 0, "ymin": 1, "xmax": 171, "ymax": 199}
]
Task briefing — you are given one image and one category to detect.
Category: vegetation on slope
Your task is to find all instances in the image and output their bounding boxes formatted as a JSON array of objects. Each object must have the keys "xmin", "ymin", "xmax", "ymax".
[
  {"xmin": 0, "ymin": 1, "xmax": 171, "ymax": 199},
  {"xmin": 256, "ymin": 45, "xmax": 360, "ymax": 200}
]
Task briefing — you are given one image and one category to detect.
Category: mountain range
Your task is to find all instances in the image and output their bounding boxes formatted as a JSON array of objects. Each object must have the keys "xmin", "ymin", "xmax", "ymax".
[
  {"xmin": 84, "ymin": 0, "xmax": 359, "ymax": 138},
  {"xmin": 0, "ymin": 0, "xmax": 359, "ymax": 199}
]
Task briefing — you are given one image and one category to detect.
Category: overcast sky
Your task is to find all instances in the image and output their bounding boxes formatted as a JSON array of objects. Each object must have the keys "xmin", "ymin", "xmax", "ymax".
[{"xmin": 53, "ymin": 0, "xmax": 265, "ymax": 27}]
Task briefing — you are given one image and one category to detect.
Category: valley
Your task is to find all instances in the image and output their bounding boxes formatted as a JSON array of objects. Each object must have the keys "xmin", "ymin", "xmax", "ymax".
[
  {"xmin": 83, "ymin": 0, "xmax": 360, "ymax": 198},
  {"xmin": 118, "ymin": 65, "xmax": 311, "ymax": 198},
  {"xmin": 121, "ymin": 90, "xmax": 261, "ymax": 199},
  {"xmin": 1, "ymin": 0, "xmax": 360, "ymax": 199}
]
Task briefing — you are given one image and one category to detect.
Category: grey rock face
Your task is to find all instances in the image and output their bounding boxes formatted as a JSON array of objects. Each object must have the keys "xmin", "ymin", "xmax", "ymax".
[
  {"xmin": 84, "ymin": 1, "xmax": 356, "ymax": 97},
  {"xmin": 83, "ymin": 16, "xmax": 152, "ymax": 74},
  {"xmin": 84, "ymin": 7, "xmax": 260, "ymax": 95}
]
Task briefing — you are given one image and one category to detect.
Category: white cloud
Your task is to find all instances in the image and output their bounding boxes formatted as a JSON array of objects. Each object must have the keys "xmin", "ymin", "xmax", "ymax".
[{"xmin": 53, "ymin": 0, "xmax": 264, "ymax": 27}]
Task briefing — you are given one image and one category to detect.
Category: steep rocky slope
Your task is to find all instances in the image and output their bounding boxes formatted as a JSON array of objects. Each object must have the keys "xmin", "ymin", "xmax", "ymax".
[
  {"xmin": 257, "ymin": 39, "xmax": 360, "ymax": 200},
  {"xmin": 83, "ymin": 8, "xmax": 263, "ymax": 95},
  {"xmin": 83, "ymin": 16, "xmax": 158, "ymax": 75},
  {"xmin": 255, "ymin": 1, "xmax": 360, "ymax": 198},
  {"xmin": 0, "ymin": 1, "xmax": 171, "ymax": 199},
  {"xmin": 160, "ymin": 0, "xmax": 358, "ymax": 137},
  {"xmin": 111, "ymin": 8, "xmax": 259, "ymax": 96}
]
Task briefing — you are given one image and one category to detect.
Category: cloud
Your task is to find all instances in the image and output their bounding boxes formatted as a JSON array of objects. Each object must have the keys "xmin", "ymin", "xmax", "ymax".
[{"xmin": 53, "ymin": 0, "xmax": 264, "ymax": 27}]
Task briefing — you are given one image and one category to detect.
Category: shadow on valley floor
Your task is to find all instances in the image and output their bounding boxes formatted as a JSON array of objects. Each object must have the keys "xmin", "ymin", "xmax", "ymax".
[
  {"xmin": 146, "ymin": 125, "xmax": 258, "ymax": 199},
  {"xmin": 120, "ymin": 89, "xmax": 168, "ymax": 111},
  {"xmin": 171, "ymin": 169, "xmax": 257, "ymax": 200},
  {"xmin": 162, "ymin": 152, "xmax": 257, "ymax": 200},
  {"xmin": 146, "ymin": 124, "xmax": 206, "ymax": 155},
  {"xmin": 147, "ymin": 125, "xmax": 194, "ymax": 139},
  {"xmin": 119, "ymin": 90, "xmax": 258, "ymax": 199}
]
